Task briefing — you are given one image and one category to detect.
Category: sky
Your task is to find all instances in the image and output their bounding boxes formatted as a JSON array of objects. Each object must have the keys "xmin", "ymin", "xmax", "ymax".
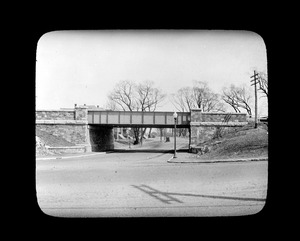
[{"xmin": 36, "ymin": 30, "xmax": 268, "ymax": 115}]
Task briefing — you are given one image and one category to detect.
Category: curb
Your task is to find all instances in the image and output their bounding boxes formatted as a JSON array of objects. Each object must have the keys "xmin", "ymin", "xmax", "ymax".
[
  {"xmin": 167, "ymin": 156, "xmax": 268, "ymax": 164},
  {"xmin": 36, "ymin": 152, "xmax": 106, "ymax": 160}
]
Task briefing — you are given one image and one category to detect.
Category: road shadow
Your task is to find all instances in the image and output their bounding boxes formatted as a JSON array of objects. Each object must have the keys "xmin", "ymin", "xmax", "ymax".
[
  {"xmin": 131, "ymin": 185, "xmax": 183, "ymax": 204},
  {"xmin": 131, "ymin": 184, "xmax": 266, "ymax": 205},
  {"xmin": 109, "ymin": 149, "xmax": 189, "ymax": 153}
]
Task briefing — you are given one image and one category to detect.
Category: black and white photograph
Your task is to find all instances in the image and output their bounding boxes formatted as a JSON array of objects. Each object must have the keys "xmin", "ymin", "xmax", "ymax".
[{"xmin": 35, "ymin": 30, "xmax": 268, "ymax": 217}]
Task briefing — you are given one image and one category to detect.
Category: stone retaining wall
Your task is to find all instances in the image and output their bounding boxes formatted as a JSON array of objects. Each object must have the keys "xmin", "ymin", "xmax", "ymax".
[
  {"xmin": 36, "ymin": 107, "xmax": 88, "ymax": 121},
  {"xmin": 36, "ymin": 110, "xmax": 75, "ymax": 120},
  {"xmin": 190, "ymin": 109, "xmax": 247, "ymax": 123},
  {"xmin": 47, "ymin": 146, "xmax": 87, "ymax": 154},
  {"xmin": 190, "ymin": 109, "xmax": 247, "ymax": 147},
  {"xmin": 36, "ymin": 124, "xmax": 88, "ymax": 145},
  {"xmin": 36, "ymin": 107, "xmax": 91, "ymax": 152}
]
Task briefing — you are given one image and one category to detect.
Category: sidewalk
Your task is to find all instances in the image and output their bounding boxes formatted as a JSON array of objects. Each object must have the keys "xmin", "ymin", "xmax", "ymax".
[
  {"xmin": 36, "ymin": 152, "xmax": 106, "ymax": 160},
  {"xmin": 167, "ymin": 152, "xmax": 268, "ymax": 164},
  {"xmin": 36, "ymin": 150, "xmax": 268, "ymax": 163}
]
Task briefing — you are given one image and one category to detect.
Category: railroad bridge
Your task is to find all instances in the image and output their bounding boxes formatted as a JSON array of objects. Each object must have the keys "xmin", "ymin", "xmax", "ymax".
[{"xmin": 36, "ymin": 106, "xmax": 248, "ymax": 152}]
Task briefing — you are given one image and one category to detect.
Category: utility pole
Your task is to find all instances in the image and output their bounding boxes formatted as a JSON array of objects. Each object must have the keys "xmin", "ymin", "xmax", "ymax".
[{"xmin": 250, "ymin": 70, "xmax": 259, "ymax": 128}]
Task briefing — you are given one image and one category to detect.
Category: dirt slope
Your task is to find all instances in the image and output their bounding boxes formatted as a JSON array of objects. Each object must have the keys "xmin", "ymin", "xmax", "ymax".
[
  {"xmin": 199, "ymin": 124, "xmax": 268, "ymax": 160},
  {"xmin": 36, "ymin": 129, "xmax": 75, "ymax": 147}
]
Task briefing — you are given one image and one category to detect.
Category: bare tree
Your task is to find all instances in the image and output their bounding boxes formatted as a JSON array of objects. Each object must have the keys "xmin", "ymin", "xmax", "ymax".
[
  {"xmin": 257, "ymin": 71, "xmax": 268, "ymax": 99},
  {"xmin": 108, "ymin": 80, "xmax": 139, "ymax": 143},
  {"xmin": 136, "ymin": 81, "xmax": 152, "ymax": 111},
  {"xmin": 222, "ymin": 84, "xmax": 253, "ymax": 116},
  {"xmin": 171, "ymin": 81, "xmax": 225, "ymax": 137},
  {"xmin": 108, "ymin": 80, "xmax": 137, "ymax": 111},
  {"xmin": 192, "ymin": 81, "xmax": 210, "ymax": 111},
  {"xmin": 105, "ymin": 98, "xmax": 118, "ymax": 111},
  {"xmin": 222, "ymin": 87, "xmax": 241, "ymax": 113},
  {"xmin": 136, "ymin": 80, "xmax": 166, "ymax": 112},
  {"xmin": 171, "ymin": 87, "xmax": 193, "ymax": 112},
  {"xmin": 171, "ymin": 81, "xmax": 225, "ymax": 112},
  {"xmin": 108, "ymin": 80, "xmax": 165, "ymax": 144},
  {"xmin": 200, "ymin": 90, "xmax": 225, "ymax": 112},
  {"xmin": 136, "ymin": 80, "xmax": 166, "ymax": 143}
]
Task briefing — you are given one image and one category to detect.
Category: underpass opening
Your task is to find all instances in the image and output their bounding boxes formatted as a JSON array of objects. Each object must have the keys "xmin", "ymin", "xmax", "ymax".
[
  {"xmin": 89, "ymin": 124, "xmax": 191, "ymax": 153},
  {"xmin": 88, "ymin": 125, "xmax": 114, "ymax": 152},
  {"xmin": 87, "ymin": 110, "xmax": 247, "ymax": 153}
]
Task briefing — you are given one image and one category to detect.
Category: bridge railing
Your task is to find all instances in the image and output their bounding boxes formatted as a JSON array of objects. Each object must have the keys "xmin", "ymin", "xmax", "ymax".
[{"xmin": 87, "ymin": 110, "xmax": 190, "ymax": 126}]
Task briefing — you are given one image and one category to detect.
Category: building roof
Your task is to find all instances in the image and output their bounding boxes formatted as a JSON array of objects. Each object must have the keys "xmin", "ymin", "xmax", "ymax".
[{"xmin": 76, "ymin": 104, "xmax": 104, "ymax": 110}]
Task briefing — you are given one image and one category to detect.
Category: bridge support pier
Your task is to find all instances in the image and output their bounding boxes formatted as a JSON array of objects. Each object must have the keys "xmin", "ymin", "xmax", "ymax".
[{"xmin": 89, "ymin": 125, "xmax": 114, "ymax": 152}]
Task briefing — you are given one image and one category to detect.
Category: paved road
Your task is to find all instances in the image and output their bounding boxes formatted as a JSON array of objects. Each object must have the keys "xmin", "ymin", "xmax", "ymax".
[
  {"xmin": 114, "ymin": 136, "xmax": 189, "ymax": 151},
  {"xmin": 36, "ymin": 151, "xmax": 268, "ymax": 217}
]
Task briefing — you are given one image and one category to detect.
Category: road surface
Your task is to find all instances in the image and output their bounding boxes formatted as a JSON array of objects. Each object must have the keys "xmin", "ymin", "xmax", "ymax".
[{"xmin": 36, "ymin": 151, "xmax": 268, "ymax": 217}]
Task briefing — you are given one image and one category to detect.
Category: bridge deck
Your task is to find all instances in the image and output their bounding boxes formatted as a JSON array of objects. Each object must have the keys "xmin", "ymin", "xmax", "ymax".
[{"xmin": 88, "ymin": 110, "xmax": 190, "ymax": 127}]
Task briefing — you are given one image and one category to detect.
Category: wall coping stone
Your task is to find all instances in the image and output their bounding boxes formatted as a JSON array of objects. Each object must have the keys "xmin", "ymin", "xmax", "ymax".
[
  {"xmin": 36, "ymin": 109, "xmax": 75, "ymax": 112},
  {"xmin": 36, "ymin": 119, "xmax": 88, "ymax": 124},
  {"xmin": 47, "ymin": 146, "xmax": 87, "ymax": 154},
  {"xmin": 200, "ymin": 112, "xmax": 246, "ymax": 115},
  {"xmin": 190, "ymin": 110, "xmax": 247, "ymax": 115},
  {"xmin": 36, "ymin": 107, "xmax": 88, "ymax": 111},
  {"xmin": 48, "ymin": 146, "xmax": 86, "ymax": 149},
  {"xmin": 190, "ymin": 121, "xmax": 248, "ymax": 126}
]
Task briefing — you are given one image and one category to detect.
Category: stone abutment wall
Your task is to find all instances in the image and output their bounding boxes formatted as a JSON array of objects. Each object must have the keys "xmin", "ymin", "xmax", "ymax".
[
  {"xmin": 36, "ymin": 107, "xmax": 116, "ymax": 153},
  {"xmin": 36, "ymin": 107, "xmax": 91, "ymax": 153},
  {"xmin": 190, "ymin": 109, "xmax": 248, "ymax": 147}
]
